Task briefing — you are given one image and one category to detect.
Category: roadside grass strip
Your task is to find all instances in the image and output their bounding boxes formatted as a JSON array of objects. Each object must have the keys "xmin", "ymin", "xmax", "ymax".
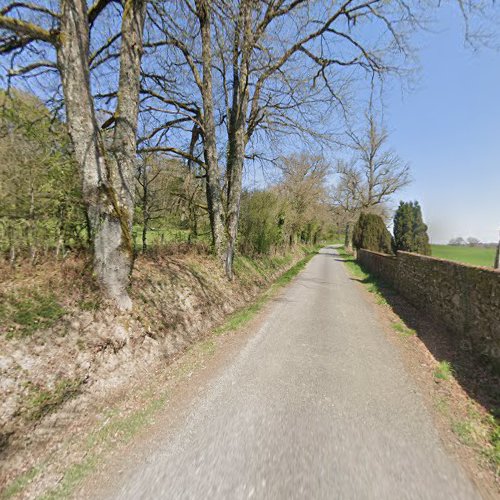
[
  {"xmin": 337, "ymin": 246, "xmax": 500, "ymax": 480},
  {"xmin": 2, "ymin": 245, "xmax": 322, "ymax": 500}
]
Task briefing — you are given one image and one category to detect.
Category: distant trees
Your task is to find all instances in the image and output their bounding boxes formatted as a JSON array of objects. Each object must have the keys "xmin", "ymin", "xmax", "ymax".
[
  {"xmin": 333, "ymin": 113, "xmax": 411, "ymax": 250},
  {"xmin": 239, "ymin": 153, "xmax": 333, "ymax": 255},
  {"xmin": 134, "ymin": 156, "xmax": 208, "ymax": 252},
  {"xmin": 277, "ymin": 154, "xmax": 331, "ymax": 245},
  {"xmin": 466, "ymin": 237, "xmax": 481, "ymax": 247},
  {"xmin": 0, "ymin": 90, "xmax": 85, "ymax": 262},
  {"xmin": 449, "ymin": 237, "xmax": 467, "ymax": 246},
  {"xmin": 352, "ymin": 213, "xmax": 393, "ymax": 255},
  {"xmin": 238, "ymin": 191, "xmax": 285, "ymax": 255},
  {"xmin": 393, "ymin": 201, "xmax": 431, "ymax": 255},
  {"xmin": 449, "ymin": 236, "xmax": 483, "ymax": 247}
]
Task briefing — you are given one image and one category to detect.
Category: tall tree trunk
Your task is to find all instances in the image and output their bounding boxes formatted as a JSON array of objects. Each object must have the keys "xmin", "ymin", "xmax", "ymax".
[
  {"xmin": 107, "ymin": 0, "xmax": 146, "ymax": 275},
  {"xmin": 141, "ymin": 165, "xmax": 148, "ymax": 252},
  {"xmin": 197, "ymin": 0, "xmax": 226, "ymax": 259},
  {"xmin": 224, "ymin": 0, "xmax": 251, "ymax": 280},
  {"xmin": 495, "ymin": 237, "xmax": 500, "ymax": 270},
  {"xmin": 58, "ymin": 0, "xmax": 146, "ymax": 309},
  {"xmin": 344, "ymin": 222, "xmax": 353, "ymax": 251},
  {"xmin": 225, "ymin": 130, "xmax": 246, "ymax": 279}
]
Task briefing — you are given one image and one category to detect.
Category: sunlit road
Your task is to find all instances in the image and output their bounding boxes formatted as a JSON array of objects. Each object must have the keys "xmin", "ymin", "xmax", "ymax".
[{"xmin": 101, "ymin": 247, "xmax": 479, "ymax": 499}]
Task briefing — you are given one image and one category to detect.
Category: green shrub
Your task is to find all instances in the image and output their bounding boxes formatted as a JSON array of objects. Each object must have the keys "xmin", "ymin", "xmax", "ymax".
[
  {"xmin": 238, "ymin": 190, "xmax": 286, "ymax": 254},
  {"xmin": 352, "ymin": 212, "xmax": 392, "ymax": 254}
]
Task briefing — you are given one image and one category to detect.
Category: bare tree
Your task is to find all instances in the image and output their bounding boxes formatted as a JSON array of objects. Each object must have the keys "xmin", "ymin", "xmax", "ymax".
[
  {"xmin": 334, "ymin": 111, "xmax": 411, "ymax": 248},
  {"xmin": 332, "ymin": 162, "xmax": 364, "ymax": 250},
  {"xmin": 449, "ymin": 236, "xmax": 466, "ymax": 246},
  {"xmin": 277, "ymin": 153, "xmax": 331, "ymax": 246},
  {"xmin": 466, "ymin": 236, "xmax": 481, "ymax": 247},
  {"xmin": 0, "ymin": 0, "xmax": 147, "ymax": 308},
  {"xmin": 347, "ymin": 113, "xmax": 411, "ymax": 209},
  {"xmin": 138, "ymin": 0, "xmax": 422, "ymax": 277},
  {"xmin": 136, "ymin": 0, "xmax": 227, "ymax": 260}
]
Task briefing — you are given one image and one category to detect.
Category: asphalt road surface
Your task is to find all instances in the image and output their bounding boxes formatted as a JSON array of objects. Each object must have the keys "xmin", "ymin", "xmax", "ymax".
[{"xmin": 103, "ymin": 247, "xmax": 479, "ymax": 499}]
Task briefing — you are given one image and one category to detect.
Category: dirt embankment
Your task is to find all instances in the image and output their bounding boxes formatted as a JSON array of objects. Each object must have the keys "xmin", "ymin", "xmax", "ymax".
[{"xmin": 0, "ymin": 246, "xmax": 310, "ymax": 495}]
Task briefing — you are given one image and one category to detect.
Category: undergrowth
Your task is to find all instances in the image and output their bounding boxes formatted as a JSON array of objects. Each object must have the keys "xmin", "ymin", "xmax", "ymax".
[
  {"xmin": 1, "ymin": 244, "xmax": 321, "ymax": 499},
  {"xmin": 1, "ymin": 291, "xmax": 66, "ymax": 338}
]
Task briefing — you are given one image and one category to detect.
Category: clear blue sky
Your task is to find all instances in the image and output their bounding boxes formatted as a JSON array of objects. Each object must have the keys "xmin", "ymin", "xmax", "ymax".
[{"xmin": 385, "ymin": 11, "xmax": 500, "ymax": 244}]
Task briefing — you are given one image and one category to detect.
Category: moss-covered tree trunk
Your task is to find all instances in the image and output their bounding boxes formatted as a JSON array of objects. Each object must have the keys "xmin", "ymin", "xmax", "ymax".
[
  {"xmin": 58, "ymin": 0, "xmax": 146, "ymax": 309},
  {"xmin": 224, "ymin": 0, "xmax": 251, "ymax": 280},
  {"xmin": 197, "ymin": 0, "xmax": 226, "ymax": 260},
  {"xmin": 495, "ymin": 238, "xmax": 500, "ymax": 270}
]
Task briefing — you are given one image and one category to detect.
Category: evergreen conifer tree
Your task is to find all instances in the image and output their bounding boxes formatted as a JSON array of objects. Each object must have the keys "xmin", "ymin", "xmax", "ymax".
[
  {"xmin": 352, "ymin": 213, "xmax": 393, "ymax": 254},
  {"xmin": 393, "ymin": 201, "xmax": 431, "ymax": 255}
]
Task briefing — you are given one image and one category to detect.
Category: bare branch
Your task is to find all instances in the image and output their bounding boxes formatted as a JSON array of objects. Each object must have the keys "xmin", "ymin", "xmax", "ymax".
[
  {"xmin": 1, "ymin": 2, "xmax": 58, "ymax": 18},
  {"xmin": 0, "ymin": 14, "xmax": 58, "ymax": 44},
  {"xmin": 7, "ymin": 60, "xmax": 57, "ymax": 76}
]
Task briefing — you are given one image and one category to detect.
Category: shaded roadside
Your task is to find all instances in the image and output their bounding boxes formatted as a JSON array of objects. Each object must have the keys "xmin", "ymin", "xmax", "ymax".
[{"xmin": 335, "ymin": 247, "xmax": 499, "ymax": 488}]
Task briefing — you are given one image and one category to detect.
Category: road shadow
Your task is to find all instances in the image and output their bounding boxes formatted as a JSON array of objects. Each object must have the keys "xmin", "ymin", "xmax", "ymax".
[{"xmin": 350, "ymin": 263, "xmax": 499, "ymax": 417}]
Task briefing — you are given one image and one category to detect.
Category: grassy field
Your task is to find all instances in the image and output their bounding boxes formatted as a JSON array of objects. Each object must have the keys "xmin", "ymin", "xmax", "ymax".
[{"xmin": 430, "ymin": 245, "xmax": 497, "ymax": 268}]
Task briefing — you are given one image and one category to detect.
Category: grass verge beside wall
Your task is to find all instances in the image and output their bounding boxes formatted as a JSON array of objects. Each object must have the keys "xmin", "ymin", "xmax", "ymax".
[
  {"xmin": 357, "ymin": 248, "xmax": 500, "ymax": 374},
  {"xmin": 337, "ymin": 246, "xmax": 499, "ymax": 482}
]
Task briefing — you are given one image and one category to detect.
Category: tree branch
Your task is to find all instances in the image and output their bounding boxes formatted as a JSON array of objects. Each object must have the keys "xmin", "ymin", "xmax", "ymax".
[{"xmin": 0, "ymin": 14, "xmax": 58, "ymax": 44}]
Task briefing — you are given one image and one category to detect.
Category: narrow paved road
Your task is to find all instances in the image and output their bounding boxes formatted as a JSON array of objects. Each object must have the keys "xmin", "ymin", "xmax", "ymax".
[{"xmin": 105, "ymin": 247, "xmax": 479, "ymax": 499}]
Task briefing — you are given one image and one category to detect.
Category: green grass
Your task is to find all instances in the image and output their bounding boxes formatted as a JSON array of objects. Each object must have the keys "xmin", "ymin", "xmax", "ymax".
[
  {"xmin": 336, "ymin": 247, "xmax": 389, "ymax": 305},
  {"xmin": 2, "ymin": 292, "xmax": 66, "ymax": 338},
  {"xmin": 488, "ymin": 419, "xmax": 500, "ymax": 470},
  {"xmin": 430, "ymin": 245, "xmax": 496, "ymax": 268},
  {"xmin": 452, "ymin": 410, "xmax": 500, "ymax": 472},
  {"xmin": 216, "ymin": 246, "xmax": 319, "ymax": 335},
  {"xmin": 24, "ymin": 378, "xmax": 82, "ymax": 422},
  {"xmin": 434, "ymin": 360, "xmax": 454, "ymax": 381},
  {"xmin": 452, "ymin": 420, "xmax": 476, "ymax": 445},
  {"xmin": 392, "ymin": 321, "xmax": 416, "ymax": 337},
  {"xmin": 1, "ymin": 466, "xmax": 41, "ymax": 500}
]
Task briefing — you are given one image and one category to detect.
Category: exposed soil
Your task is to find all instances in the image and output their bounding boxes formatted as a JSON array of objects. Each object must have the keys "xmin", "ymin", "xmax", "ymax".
[{"xmin": 0, "ymin": 246, "xmax": 309, "ymax": 498}]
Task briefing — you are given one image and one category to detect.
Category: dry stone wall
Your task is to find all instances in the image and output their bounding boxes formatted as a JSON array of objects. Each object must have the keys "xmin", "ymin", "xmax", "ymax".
[{"xmin": 357, "ymin": 249, "xmax": 500, "ymax": 371}]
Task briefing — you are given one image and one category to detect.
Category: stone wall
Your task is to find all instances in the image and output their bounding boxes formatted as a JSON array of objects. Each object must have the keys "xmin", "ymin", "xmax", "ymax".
[{"xmin": 357, "ymin": 249, "xmax": 500, "ymax": 371}]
